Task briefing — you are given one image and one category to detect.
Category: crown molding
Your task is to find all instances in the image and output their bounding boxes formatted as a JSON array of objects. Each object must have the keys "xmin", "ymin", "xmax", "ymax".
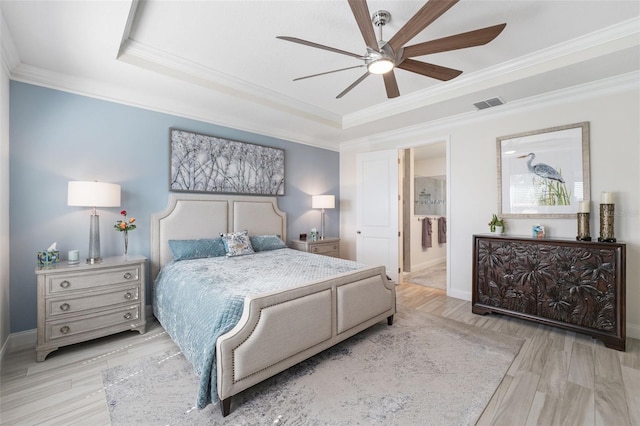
[
  {"xmin": 340, "ymin": 71, "xmax": 640, "ymax": 152},
  {"xmin": 0, "ymin": 11, "xmax": 20, "ymax": 75},
  {"xmin": 342, "ymin": 17, "xmax": 640, "ymax": 129},
  {"xmin": 118, "ymin": 38, "xmax": 342, "ymax": 129},
  {"xmin": 9, "ymin": 61, "xmax": 339, "ymax": 152}
]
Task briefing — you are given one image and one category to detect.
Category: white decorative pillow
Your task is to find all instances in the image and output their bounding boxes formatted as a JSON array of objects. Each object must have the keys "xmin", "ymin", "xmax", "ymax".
[{"xmin": 220, "ymin": 230, "xmax": 255, "ymax": 257}]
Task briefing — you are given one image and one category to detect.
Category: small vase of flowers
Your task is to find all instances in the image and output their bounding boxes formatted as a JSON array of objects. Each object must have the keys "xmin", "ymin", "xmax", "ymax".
[{"xmin": 114, "ymin": 210, "xmax": 136, "ymax": 257}]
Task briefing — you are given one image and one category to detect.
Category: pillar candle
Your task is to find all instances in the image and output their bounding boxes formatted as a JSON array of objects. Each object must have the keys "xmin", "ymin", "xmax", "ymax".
[
  {"xmin": 601, "ymin": 192, "xmax": 614, "ymax": 204},
  {"xmin": 68, "ymin": 250, "xmax": 79, "ymax": 263},
  {"xmin": 578, "ymin": 201, "xmax": 590, "ymax": 213}
]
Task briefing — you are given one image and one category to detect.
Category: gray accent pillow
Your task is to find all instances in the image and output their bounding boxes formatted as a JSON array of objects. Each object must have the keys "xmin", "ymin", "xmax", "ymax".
[{"xmin": 220, "ymin": 230, "xmax": 255, "ymax": 257}]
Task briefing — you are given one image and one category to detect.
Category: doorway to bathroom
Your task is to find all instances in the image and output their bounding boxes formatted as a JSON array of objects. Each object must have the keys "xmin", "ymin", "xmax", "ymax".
[{"xmin": 402, "ymin": 142, "xmax": 448, "ymax": 291}]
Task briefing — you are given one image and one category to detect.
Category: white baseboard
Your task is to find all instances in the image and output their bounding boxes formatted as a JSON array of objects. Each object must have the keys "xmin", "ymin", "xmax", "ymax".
[
  {"xmin": 627, "ymin": 322, "xmax": 640, "ymax": 340},
  {"xmin": 446, "ymin": 288, "xmax": 471, "ymax": 302},
  {"xmin": 0, "ymin": 306, "xmax": 156, "ymax": 364}
]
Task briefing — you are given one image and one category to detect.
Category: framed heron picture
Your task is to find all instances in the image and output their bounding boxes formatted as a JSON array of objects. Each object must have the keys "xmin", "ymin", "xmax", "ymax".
[{"xmin": 497, "ymin": 122, "xmax": 590, "ymax": 218}]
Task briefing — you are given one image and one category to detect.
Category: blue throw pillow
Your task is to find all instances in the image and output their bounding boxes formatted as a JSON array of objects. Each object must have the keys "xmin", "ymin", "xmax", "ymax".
[
  {"xmin": 168, "ymin": 238, "xmax": 227, "ymax": 260},
  {"xmin": 250, "ymin": 235, "xmax": 286, "ymax": 252}
]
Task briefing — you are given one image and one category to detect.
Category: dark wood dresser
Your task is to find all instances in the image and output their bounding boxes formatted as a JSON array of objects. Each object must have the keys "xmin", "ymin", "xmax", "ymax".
[{"xmin": 472, "ymin": 234, "xmax": 626, "ymax": 351}]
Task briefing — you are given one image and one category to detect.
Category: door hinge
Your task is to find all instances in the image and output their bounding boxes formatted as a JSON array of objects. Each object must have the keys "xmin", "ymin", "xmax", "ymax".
[
  {"xmin": 398, "ymin": 268, "xmax": 401, "ymax": 273},
  {"xmin": 398, "ymin": 231, "xmax": 401, "ymax": 237}
]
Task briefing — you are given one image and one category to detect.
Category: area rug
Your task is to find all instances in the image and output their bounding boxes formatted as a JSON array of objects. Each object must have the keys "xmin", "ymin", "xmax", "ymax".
[
  {"xmin": 406, "ymin": 264, "xmax": 447, "ymax": 289},
  {"xmin": 102, "ymin": 308, "xmax": 522, "ymax": 425}
]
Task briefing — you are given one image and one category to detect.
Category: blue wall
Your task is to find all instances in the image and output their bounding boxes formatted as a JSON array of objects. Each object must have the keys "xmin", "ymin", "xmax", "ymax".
[{"xmin": 9, "ymin": 81, "xmax": 339, "ymax": 333}]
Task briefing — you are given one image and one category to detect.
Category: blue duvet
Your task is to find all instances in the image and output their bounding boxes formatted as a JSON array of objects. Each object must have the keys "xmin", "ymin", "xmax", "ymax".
[{"xmin": 152, "ymin": 248, "xmax": 365, "ymax": 409}]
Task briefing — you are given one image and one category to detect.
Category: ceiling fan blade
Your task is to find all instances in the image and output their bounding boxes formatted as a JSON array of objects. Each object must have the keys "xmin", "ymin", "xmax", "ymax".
[
  {"xmin": 388, "ymin": 0, "xmax": 459, "ymax": 51},
  {"xmin": 402, "ymin": 23, "xmax": 507, "ymax": 59},
  {"xmin": 337, "ymin": 72, "xmax": 370, "ymax": 98},
  {"xmin": 396, "ymin": 59, "xmax": 462, "ymax": 81},
  {"xmin": 348, "ymin": 0, "xmax": 379, "ymax": 51},
  {"xmin": 383, "ymin": 71, "xmax": 400, "ymax": 98},
  {"xmin": 293, "ymin": 65, "xmax": 365, "ymax": 81},
  {"xmin": 277, "ymin": 36, "xmax": 365, "ymax": 60}
]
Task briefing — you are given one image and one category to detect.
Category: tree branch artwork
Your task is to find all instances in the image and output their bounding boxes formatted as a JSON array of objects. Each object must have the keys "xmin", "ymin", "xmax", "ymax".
[{"xmin": 170, "ymin": 129, "xmax": 285, "ymax": 195}]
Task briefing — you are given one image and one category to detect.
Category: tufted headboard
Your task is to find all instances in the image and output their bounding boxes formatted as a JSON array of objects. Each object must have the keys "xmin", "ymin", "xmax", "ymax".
[{"xmin": 150, "ymin": 193, "xmax": 287, "ymax": 280}]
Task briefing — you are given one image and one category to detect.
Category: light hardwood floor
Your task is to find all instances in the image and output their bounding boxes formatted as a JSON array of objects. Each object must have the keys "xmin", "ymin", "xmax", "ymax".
[{"xmin": 1, "ymin": 282, "xmax": 638, "ymax": 425}]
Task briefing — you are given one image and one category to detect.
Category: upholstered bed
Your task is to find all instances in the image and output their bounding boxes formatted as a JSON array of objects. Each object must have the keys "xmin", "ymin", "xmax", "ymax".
[{"xmin": 151, "ymin": 193, "xmax": 396, "ymax": 416}]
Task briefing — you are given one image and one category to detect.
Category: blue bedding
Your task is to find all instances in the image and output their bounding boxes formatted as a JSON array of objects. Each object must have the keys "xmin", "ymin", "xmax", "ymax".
[{"xmin": 152, "ymin": 248, "xmax": 365, "ymax": 409}]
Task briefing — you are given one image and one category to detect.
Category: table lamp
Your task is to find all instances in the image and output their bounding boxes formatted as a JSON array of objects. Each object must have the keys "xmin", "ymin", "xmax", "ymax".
[
  {"xmin": 312, "ymin": 194, "xmax": 335, "ymax": 240},
  {"xmin": 68, "ymin": 181, "xmax": 121, "ymax": 263}
]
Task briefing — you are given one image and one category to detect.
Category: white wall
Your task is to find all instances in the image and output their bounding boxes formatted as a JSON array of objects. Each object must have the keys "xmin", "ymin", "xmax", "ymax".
[
  {"xmin": 340, "ymin": 74, "xmax": 640, "ymax": 338},
  {"xmin": 0, "ymin": 17, "xmax": 11, "ymax": 354}
]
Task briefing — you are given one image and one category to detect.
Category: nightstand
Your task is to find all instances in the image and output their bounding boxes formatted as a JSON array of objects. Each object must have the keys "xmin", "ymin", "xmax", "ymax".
[
  {"xmin": 290, "ymin": 238, "xmax": 340, "ymax": 258},
  {"xmin": 35, "ymin": 255, "xmax": 147, "ymax": 361}
]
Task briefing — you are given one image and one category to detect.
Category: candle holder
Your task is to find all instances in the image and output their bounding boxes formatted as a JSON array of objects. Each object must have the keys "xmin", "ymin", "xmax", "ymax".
[
  {"xmin": 576, "ymin": 212, "xmax": 591, "ymax": 241},
  {"xmin": 598, "ymin": 203, "xmax": 616, "ymax": 242}
]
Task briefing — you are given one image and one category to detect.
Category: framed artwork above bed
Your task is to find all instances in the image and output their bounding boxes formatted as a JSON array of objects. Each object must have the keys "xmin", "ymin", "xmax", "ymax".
[{"xmin": 169, "ymin": 128, "xmax": 285, "ymax": 195}]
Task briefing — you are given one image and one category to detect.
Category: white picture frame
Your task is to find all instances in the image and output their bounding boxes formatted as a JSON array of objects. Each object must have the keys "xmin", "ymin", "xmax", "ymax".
[{"xmin": 497, "ymin": 122, "xmax": 590, "ymax": 218}]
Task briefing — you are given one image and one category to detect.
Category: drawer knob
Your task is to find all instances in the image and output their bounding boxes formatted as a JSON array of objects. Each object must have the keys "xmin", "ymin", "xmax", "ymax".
[
  {"xmin": 123, "ymin": 272, "xmax": 133, "ymax": 280},
  {"xmin": 60, "ymin": 280, "xmax": 71, "ymax": 289},
  {"xmin": 313, "ymin": 248, "xmax": 318, "ymax": 252},
  {"xmin": 60, "ymin": 303, "xmax": 70, "ymax": 311},
  {"xmin": 124, "ymin": 312, "xmax": 132, "ymax": 320},
  {"xmin": 60, "ymin": 326, "xmax": 70, "ymax": 334},
  {"xmin": 124, "ymin": 292, "xmax": 133, "ymax": 300}
]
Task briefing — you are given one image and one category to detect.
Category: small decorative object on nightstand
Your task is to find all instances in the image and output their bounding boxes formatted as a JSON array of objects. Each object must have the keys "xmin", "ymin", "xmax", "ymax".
[
  {"xmin": 290, "ymin": 237, "xmax": 340, "ymax": 258},
  {"xmin": 35, "ymin": 255, "xmax": 147, "ymax": 361}
]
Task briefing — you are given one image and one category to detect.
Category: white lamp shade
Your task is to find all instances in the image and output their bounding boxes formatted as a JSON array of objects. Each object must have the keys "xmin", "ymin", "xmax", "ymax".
[
  {"xmin": 67, "ymin": 181, "xmax": 121, "ymax": 207},
  {"xmin": 312, "ymin": 195, "xmax": 335, "ymax": 209}
]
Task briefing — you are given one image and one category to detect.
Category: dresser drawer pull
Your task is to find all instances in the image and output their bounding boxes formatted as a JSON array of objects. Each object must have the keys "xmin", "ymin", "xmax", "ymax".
[
  {"xmin": 313, "ymin": 248, "xmax": 318, "ymax": 252},
  {"xmin": 124, "ymin": 292, "xmax": 133, "ymax": 300},
  {"xmin": 123, "ymin": 272, "xmax": 133, "ymax": 280},
  {"xmin": 124, "ymin": 313, "xmax": 132, "ymax": 320},
  {"xmin": 60, "ymin": 326, "xmax": 70, "ymax": 334},
  {"xmin": 60, "ymin": 303, "xmax": 70, "ymax": 311},
  {"xmin": 333, "ymin": 245, "xmax": 337, "ymax": 249},
  {"xmin": 60, "ymin": 280, "xmax": 71, "ymax": 289}
]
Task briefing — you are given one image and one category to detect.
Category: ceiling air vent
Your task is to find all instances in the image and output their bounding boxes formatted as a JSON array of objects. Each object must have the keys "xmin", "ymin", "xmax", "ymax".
[{"xmin": 473, "ymin": 97, "xmax": 505, "ymax": 110}]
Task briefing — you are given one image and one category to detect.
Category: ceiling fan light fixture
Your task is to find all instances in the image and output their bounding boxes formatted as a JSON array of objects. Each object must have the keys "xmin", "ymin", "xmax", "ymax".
[{"xmin": 368, "ymin": 58, "xmax": 394, "ymax": 74}]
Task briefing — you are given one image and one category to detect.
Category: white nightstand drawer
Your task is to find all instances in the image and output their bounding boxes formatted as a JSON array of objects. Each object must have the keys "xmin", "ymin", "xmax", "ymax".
[
  {"xmin": 46, "ymin": 265, "xmax": 141, "ymax": 295},
  {"xmin": 46, "ymin": 304, "xmax": 141, "ymax": 341},
  {"xmin": 290, "ymin": 238, "xmax": 340, "ymax": 258},
  {"xmin": 310, "ymin": 242, "xmax": 339, "ymax": 256},
  {"xmin": 47, "ymin": 285, "xmax": 140, "ymax": 317},
  {"xmin": 36, "ymin": 256, "xmax": 147, "ymax": 361}
]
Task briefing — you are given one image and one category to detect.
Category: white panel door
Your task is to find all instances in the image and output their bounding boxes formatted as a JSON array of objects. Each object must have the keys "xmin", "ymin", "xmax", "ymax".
[{"xmin": 356, "ymin": 150, "xmax": 399, "ymax": 282}]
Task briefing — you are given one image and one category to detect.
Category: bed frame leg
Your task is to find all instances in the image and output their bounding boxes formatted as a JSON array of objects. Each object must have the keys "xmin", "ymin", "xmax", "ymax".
[
  {"xmin": 220, "ymin": 397, "xmax": 231, "ymax": 417},
  {"xmin": 387, "ymin": 315, "xmax": 394, "ymax": 325}
]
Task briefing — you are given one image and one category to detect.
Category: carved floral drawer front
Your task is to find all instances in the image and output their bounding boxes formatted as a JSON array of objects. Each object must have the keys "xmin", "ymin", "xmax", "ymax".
[{"xmin": 472, "ymin": 235, "xmax": 625, "ymax": 351}]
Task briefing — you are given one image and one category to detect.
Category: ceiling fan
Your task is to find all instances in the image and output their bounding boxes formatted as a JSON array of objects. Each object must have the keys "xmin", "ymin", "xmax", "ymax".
[{"xmin": 277, "ymin": 0, "xmax": 506, "ymax": 99}]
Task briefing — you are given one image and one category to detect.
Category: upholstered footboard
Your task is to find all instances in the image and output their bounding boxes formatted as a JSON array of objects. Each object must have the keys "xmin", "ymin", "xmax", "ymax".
[{"xmin": 216, "ymin": 265, "xmax": 395, "ymax": 416}]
